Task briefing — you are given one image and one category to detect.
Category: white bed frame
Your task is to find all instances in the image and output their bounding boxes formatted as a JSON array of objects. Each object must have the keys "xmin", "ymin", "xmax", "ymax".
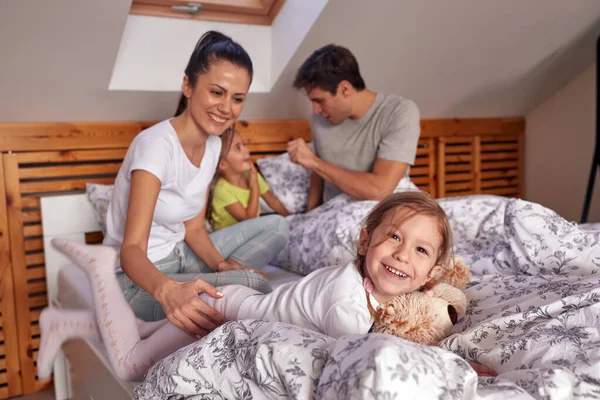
[{"xmin": 41, "ymin": 193, "xmax": 133, "ymax": 400}]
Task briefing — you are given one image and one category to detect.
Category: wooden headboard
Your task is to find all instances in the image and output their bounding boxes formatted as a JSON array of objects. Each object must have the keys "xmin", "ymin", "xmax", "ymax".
[{"xmin": 0, "ymin": 117, "xmax": 524, "ymax": 397}]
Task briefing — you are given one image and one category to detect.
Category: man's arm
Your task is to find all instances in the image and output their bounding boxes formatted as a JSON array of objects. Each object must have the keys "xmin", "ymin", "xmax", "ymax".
[
  {"xmin": 306, "ymin": 172, "xmax": 324, "ymax": 211},
  {"xmin": 288, "ymin": 138, "xmax": 408, "ymax": 201},
  {"xmin": 311, "ymin": 156, "xmax": 408, "ymax": 201}
]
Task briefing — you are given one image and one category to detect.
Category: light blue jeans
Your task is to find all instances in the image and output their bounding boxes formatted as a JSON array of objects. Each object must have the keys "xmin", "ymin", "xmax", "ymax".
[{"xmin": 117, "ymin": 215, "xmax": 288, "ymax": 321}]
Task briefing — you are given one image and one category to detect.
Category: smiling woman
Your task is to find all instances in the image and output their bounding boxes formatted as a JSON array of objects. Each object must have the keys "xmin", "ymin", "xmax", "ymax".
[{"xmin": 77, "ymin": 31, "xmax": 290, "ymax": 338}]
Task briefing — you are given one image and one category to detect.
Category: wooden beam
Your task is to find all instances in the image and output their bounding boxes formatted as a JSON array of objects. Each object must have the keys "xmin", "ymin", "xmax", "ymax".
[
  {"xmin": 3, "ymin": 154, "xmax": 36, "ymax": 394},
  {"xmin": 0, "ymin": 155, "xmax": 24, "ymax": 397}
]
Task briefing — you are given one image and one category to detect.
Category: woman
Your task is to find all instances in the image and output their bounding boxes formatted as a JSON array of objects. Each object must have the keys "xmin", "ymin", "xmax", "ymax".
[{"xmin": 103, "ymin": 31, "xmax": 288, "ymax": 338}]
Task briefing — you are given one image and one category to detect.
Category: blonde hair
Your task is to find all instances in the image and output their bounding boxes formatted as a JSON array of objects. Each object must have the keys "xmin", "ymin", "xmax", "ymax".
[{"xmin": 357, "ymin": 190, "xmax": 454, "ymax": 319}]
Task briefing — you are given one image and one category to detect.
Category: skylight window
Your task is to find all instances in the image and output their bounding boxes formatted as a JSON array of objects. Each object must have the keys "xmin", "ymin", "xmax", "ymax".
[{"xmin": 130, "ymin": 0, "xmax": 285, "ymax": 25}]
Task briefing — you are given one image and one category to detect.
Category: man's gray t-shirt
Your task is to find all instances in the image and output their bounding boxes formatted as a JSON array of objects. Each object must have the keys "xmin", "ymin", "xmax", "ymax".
[{"xmin": 311, "ymin": 93, "xmax": 420, "ymax": 201}]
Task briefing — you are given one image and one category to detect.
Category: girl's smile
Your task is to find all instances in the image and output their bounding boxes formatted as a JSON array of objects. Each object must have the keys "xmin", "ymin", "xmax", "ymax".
[{"xmin": 359, "ymin": 211, "xmax": 443, "ymax": 304}]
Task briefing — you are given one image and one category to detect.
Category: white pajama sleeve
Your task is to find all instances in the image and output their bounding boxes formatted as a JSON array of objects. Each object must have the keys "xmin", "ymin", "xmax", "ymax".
[{"xmin": 322, "ymin": 299, "xmax": 373, "ymax": 339}]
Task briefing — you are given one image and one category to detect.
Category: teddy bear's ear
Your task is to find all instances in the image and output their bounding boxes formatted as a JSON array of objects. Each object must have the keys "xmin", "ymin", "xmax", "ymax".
[{"xmin": 448, "ymin": 305, "xmax": 458, "ymax": 325}]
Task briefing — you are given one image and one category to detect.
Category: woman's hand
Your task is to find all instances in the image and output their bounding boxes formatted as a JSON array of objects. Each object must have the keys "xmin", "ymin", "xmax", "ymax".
[
  {"xmin": 217, "ymin": 258, "xmax": 267, "ymax": 278},
  {"xmin": 467, "ymin": 361, "xmax": 498, "ymax": 377},
  {"xmin": 155, "ymin": 278, "xmax": 229, "ymax": 338}
]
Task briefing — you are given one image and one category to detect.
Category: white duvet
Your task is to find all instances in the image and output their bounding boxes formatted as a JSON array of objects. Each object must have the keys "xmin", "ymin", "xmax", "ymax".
[{"xmin": 134, "ymin": 195, "xmax": 600, "ymax": 399}]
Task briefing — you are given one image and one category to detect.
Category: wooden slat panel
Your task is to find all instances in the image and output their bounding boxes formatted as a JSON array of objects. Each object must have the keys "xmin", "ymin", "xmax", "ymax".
[
  {"xmin": 409, "ymin": 166, "xmax": 429, "ymax": 176},
  {"xmin": 481, "ymin": 169, "xmax": 519, "ymax": 180},
  {"xmin": 414, "ymin": 157, "xmax": 430, "ymax": 167},
  {"xmin": 480, "ymin": 160, "xmax": 519, "ymax": 170},
  {"xmin": 245, "ymin": 143, "xmax": 287, "ymax": 153},
  {"xmin": 446, "ymin": 182, "xmax": 474, "ymax": 192},
  {"xmin": 416, "ymin": 147, "xmax": 430, "ymax": 156},
  {"xmin": 517, "ymin": 132, "xmax": 524, "ymax": 197},
  {"xmin": 21, "ymin": 197, "xmax": 40, "ymax": 208},
  {"xmin": 0, "ymin": 122, "xmax": 144, "ymax": 152},
  {"xmin": 0, "ymin": 148, "xmax": 23, "ymax": 398},
  {"xmin": 20, "ymin": 177, "xmax": 115, "ymax": 194},
  {"xmin": 27, "ymin": 296, "xmax": 47, "ymax": 309},
  {"xmin": 29, "ymin": 310, "xmax": 42, "ymax": 324},
  {"xmin": 238, "ymin": 120, "xmax": 311, "ymax": 144},
  {"xmin": 30, "ymin": 337, "xmax": 40, "ymax": 351},
  {"xmin": 21, "ymin": 210, "xmax": 41, "ymax": 223},
  {"xmin": 30, "ymin": 324, "xmax": 40, "ymax": 337},
  {"xmin": 445, "ymin": 190, "xmax": 476, "ymax": 197},
  {"xmin": 445, "ymin": 154, "xmax": 473, "ymax": 163},
  {"xmin": 420, "ymin": 118, "xmax": 524, "ymax": 138},
  {"xmin": 480, "ymin": 152, "xmax": 518, "ymax": 161},
  {"xmin": 16, "ymin": 148, "xmax": 128, "ymax": 164},
  {"xmin": 411, "ymin": 176, "xmax": 430, "ymax": 185},
  {"xmin": 25, "ymin": 253, "xmax": 44, "ymax": 267},
  {"xmin": 445, "ymin": 173, "xmax": 474, "ymax": 182},
  {"xmin": 27, "ymin": 281, "xmax": 47, "ymax": 296},
  {"xmin": 0, "ymin": 372, "xmax": 8, "ymax": 385},
  {"xmin": 24, "ymin": 239, "xmax": 43, "ymax": 252},
  {"xmin": 481, "ymin": 142, "xmax": 518, "ymax": 152},
  {"xmin": 445, "ymin": 145, "xmax": 473, "ymax": 154},
  {"xmin": 3, "ymin": 153, "xmax": 33, "ymax": 394},
  {"xmin": 473, "ymin": 137, "xmax": 481, "ymax": 193},
  {"xmin": 482, "ymin": 187, "xmax": 519, "ymax": 196},
  {"xmin": 481, "ymin": 178, "xmax": 520, "ymax": 189},
  {"xmin": 26, "ymin": 267, "xmax": 46, "ymax": 281},
  {"xmin": 437, "ymin": 141, "xmax": 446, "ymax": 197},
  {"xmin": 19, "ymin": 162, "xmax": 122, "ymax": 179},
  {"xmin": 23, "ymin": 225, "xmax": 42, "ymax": 238}
]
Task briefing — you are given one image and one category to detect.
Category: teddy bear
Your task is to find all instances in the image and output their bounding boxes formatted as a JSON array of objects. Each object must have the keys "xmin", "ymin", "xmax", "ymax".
[{"xmin": 371, "ymin": 257, "xmax": 471, "ymax": 346}]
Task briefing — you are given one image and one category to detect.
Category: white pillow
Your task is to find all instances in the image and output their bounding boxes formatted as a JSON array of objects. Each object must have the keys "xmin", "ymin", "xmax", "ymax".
[
  {"xmin": 256, "ymin": 153, "xmax": 310, "ymax": 214},
  {"xmin": 86, "ymin": 183, "xmax": 114, "ymax": 235},
  {"xmin": 272, "ymin": 194, "xmax": 377, "ymax": 275}
]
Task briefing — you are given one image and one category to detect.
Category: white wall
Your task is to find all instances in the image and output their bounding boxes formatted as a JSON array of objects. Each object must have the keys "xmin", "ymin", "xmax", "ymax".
[
  {"xmin": 0, "ymin": 0, "xmax": 599, "ymax": 122},
  {"xmin": 110, "ymin": 16, "xmax": 272, "ymax": 93},
  {"xmin": 525, "ymin": 63, "xmax": 600, "ymax": 222}
]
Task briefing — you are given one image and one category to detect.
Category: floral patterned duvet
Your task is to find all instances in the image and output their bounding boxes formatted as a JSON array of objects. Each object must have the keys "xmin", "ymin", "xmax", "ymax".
[{"xmin": 135, "ymin": 195, "xmax": 600, "ymax": 399}]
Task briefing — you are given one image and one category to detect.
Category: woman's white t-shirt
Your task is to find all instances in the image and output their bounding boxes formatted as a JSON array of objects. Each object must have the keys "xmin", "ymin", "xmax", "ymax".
[{"xmin": 104, "ymin": 119, "xmax": 221, "ymax": 263}]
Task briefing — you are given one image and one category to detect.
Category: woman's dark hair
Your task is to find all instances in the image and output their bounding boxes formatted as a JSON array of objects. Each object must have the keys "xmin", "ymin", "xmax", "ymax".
[
  {"xmin": 293, "ymin": 44, "xmax": 365, "ymax": 95},
  {"xmin": 174, "ymin": 31, "xmax": 254, "ymax": 117}
]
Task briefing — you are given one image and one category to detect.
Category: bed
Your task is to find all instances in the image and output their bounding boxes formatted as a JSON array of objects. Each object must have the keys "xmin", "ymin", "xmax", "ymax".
[
  {"xmin": 0, "ymin": 117, "xmax": 528, "ymax": 398},
  {"xmin": 41, "ymin": 191, "xmax": 600, "ymax": 400},
  {"xmin": 131, "ymin": 195, "xmax": 600, "ymax": 400}
]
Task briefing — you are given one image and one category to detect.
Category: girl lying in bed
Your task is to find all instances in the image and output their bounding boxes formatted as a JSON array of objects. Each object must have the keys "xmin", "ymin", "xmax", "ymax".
[
  {"xmin": 37, "ymin": 190, "xmax": 496, "ymax": 382},
  {"xmin": 210, "ymin": 130, "xmax": 290, "ymax": 231}
]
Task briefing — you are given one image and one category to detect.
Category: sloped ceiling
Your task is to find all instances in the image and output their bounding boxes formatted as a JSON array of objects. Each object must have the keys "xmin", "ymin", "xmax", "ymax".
[{"xmin": 0, "ymin": 0, "xmax": 599, "ymax": 122}]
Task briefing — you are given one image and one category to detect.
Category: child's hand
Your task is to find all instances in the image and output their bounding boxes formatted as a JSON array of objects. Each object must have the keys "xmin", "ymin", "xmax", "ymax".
[
  {"xmin": 248, "ymin": 164, "xmax": 259, "ymax": 189},
  {"xmin": 217, "ymin": 258, "xmax": 267, "ymax": 278}
]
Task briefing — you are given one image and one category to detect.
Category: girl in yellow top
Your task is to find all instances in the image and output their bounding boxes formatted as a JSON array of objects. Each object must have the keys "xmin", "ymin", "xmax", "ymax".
[{"xmin": 212, "ymin": 131, "xmax": 290, "ymax": 230}]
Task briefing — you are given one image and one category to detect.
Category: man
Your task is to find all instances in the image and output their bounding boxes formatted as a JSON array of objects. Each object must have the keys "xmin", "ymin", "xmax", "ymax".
[{"xmin": 288, "ymin": 44, "xmax": 420, "ymax": 211}]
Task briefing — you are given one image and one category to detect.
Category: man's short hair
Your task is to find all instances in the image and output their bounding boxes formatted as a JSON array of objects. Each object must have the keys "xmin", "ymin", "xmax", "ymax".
[{"xmin": 293, "ymin": 44, "xmax": 366, "ymax": 95}]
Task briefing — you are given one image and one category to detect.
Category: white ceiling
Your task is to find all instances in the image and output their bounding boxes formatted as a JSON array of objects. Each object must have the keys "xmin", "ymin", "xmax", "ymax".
[{"xmin": 0, "ymin": 0, "xmax": 599, "ymax": 121}]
